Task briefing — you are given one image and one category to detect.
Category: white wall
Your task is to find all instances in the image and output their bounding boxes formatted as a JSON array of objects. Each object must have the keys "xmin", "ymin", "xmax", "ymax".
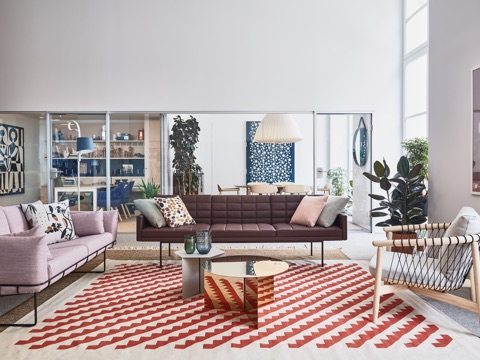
[
  {"xmin": 0, "ymin": 1, "xmax": 403, "ymax": 198},
  {"xmin": 429, "ymin": 1, "xmax": 480, "ymax": 222},
  {"xmin": 0, "ymin": 3, "xmax": 402, "ymax": 130}
]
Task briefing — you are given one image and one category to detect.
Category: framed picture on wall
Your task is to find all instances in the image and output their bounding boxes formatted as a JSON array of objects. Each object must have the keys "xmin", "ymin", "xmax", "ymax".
[
  {"xmin": 246, "ymin": 121, "xmax": 295, "ymax": 184},
  {"xmin": 472, "ymin": 67, "xmax": 480, "ymax": 194},
  {"xmin": 0, "ymin": 123, "xmax": 25, "ymax": 195}
]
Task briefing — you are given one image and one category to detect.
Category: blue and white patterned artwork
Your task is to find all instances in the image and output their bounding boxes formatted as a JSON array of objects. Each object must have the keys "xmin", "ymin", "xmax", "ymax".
[{"xmin": 246, "ymin": 121, "xmax": 295, "ymax": 184}]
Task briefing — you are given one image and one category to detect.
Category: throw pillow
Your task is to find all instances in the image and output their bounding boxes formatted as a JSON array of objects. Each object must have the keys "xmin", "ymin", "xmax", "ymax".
[
  {"xmin": 316, "ymin": 196, "xmax": 349, "ymax": 227},
  {"xmin": 10, "ymin": 225, "xmax": 53, "ymax": 260},
  {"xmin": 134, "ymin": 199, "xmax": 167, "ymax": 228},
  {"xmin": 20, "ymin": 199, "xmax": 76, "ymax": 244},
  {"xmin": 70, "ymin": 209, "xmax": 105, "ymax": 236},
  {"xmin": 445, "ymin": 207, "xmax": 480, "ymax": 237},
  {"xmin": 290, "ymin": 196, "xmax": 329, "ymax": 227},
  {"xmin": 441, "ymin": 207, "xmax": 480, "ymax": 278},
  {"xmin": 154, "ymin": 196, "xmax": 196, "ymax": 228}
]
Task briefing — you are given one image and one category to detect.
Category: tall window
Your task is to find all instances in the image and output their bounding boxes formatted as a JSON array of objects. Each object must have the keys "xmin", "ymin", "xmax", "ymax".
[{"xmin": 403, "ymin": 0, "xmax": 428, "ymax": 140}]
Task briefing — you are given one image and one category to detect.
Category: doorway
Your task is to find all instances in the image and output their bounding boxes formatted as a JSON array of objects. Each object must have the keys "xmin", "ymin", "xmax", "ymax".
[{"xmin": 315, "ymin": 113, "xmax": 372, "ymax": 232}]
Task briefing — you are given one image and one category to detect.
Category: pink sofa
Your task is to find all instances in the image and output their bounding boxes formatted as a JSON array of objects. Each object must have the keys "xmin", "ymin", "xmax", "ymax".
[{"xmin": 0, "ymin": 204, "xmax": 118, "ymax": 326}]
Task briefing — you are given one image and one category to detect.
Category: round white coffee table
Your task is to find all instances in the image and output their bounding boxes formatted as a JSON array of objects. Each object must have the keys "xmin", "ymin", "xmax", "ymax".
[{"xmin": 174, "ymin": 247, "xmax": 225, "ymax": 299}]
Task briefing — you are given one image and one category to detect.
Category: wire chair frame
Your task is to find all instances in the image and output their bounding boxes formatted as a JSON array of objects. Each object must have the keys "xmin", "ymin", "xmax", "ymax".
[{"xmin": 370, "ymin": 223, "xmax": 480, "ymax": 323}]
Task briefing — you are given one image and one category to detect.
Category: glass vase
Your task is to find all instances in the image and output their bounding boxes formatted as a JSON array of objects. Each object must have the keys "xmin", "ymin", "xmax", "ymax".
[
  {"xmin": 195, "ymin": 230, "xmax": 212, "ymax": 254},
  {"xmin": 184, "ymin": 235, "xmax": 196, "ymax": 254}
]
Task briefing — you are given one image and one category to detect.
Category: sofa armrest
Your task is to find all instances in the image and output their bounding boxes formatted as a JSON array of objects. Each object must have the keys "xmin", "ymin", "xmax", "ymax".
[
  {"xmin": 103, "ymin": 209, "xmax": 119, "ymax": 241},
  {"xmin": 333, "ymin": 214, "xmax": 348, "ymax": 240},
  {"xmin": 136, "ymin": 214, "xmax": 147, "ymax": 241},
  {"xmin": 0, "ymin": 235, "xmax": 49, "ymax": 289}
]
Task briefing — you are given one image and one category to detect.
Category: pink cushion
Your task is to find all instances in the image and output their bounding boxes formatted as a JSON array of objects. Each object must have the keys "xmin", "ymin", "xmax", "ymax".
[
  {"xmin": 1, "ymin": 204, "xmax": 32, "ymax": 233},
  {"xmin": 290, "ymin": 196, "xmax": 329, "ymax": 227},
  {"xmin": 10, "ymin": 226, "xmax": 53, "ymax": 260},
  {"xmin": 71, "ymin": 209, "xmax": 105, "ymax": 236}
]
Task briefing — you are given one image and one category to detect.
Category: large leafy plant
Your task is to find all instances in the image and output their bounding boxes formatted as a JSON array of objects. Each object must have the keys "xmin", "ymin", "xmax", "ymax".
[
  {"xmin": 169, "ymin": 115, "xmax": 203, "ymax": 195},
  {"xmin": 363, "ymin": 156, "xmax": 427, "ymax": 227}
]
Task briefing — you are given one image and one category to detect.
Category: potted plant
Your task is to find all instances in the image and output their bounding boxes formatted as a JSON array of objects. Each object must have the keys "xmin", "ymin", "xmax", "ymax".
[
  {"xmin": 402, "ymin": 137, "xmax": 428, "ymax": 215},
  {"xmin": 401, "ymin": 137, "xmax": 428, "ymax": 181},
  {"xmin": 363, "ymin": 156, "xmax": 427, "ymax": 228},
  {"xmin": 169, "ymin": 115, "xmax": 203, "ymax": 195},
  {"xmin": 138, "ymin": 178, "xmax": 161, "ymax": 199},
  {"xmin": 327, "ymin": 167, "xmax": 348, "ymax": 196}
]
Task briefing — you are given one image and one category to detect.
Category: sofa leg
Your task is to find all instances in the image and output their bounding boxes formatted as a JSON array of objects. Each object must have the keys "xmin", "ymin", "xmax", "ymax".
[
  {"xmin": 321, "ymin": 241, "xmax": 324, "ymax": 267},
  {"xmin": 159, "ymin": 242, "xmax": 163, "ymax": 268},
  {"xmin": 0, "ymin": 292, "xmax": 38, "ymax": 327},
  {"xmin": 168, "ymin": 243, "xmax": 171, "ymax": 256},
  {"xmin": 310, "ymin": 242, "xmax": 313, "ymax": 256},
  {"xmin": 73, "ymin": 251, "xmax": 107, "ymax": 274}
]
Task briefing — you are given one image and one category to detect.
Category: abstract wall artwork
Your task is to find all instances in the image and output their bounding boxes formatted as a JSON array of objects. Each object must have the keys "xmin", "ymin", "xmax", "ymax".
[
  {"xmin": 473, "ymin": 67, "xmax": 480, "ymax": 194},
  {"xmin": 246, "ymin": 121, "xmax": 294, "ymax": 184},
  {"xmin": 0, "ymin": 124, "xmax": 25, "ymax": 195}
]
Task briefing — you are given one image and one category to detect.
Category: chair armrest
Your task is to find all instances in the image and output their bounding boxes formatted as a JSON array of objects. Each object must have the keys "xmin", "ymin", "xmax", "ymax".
[
  {"xmin": 372, "ymin": 234, "xmax": 480, "ymax": 248},
  {"xmin": 383, "ymin": 223, "xmax": 451, "ymax": 235},
  {"xmin": 0, "ymin": 236, "xmax": 49, "ymax": 287}
]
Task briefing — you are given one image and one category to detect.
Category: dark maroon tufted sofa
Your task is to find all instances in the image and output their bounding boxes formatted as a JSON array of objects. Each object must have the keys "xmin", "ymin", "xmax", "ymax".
[{"xmin": 136, "ymin": 195, "xmax": 348, "ymax": 266}]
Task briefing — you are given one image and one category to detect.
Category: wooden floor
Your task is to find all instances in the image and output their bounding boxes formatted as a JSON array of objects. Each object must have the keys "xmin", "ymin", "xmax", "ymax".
[{"xmin": 117, "ymin": 213, "xmax": 137, "ymax": 233}]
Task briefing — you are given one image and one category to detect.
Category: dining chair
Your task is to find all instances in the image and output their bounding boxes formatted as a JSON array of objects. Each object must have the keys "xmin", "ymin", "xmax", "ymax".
[
  {"xmin": 281, "ymin": 184, "xmax": 311, "ymax": 195},
  {"xmin": 120, "ymin": 181, "xmax": 135, "ymax": 218},
  {"xmin": 217, "ymin": 184, "xmax": 240, "ymax": 195},
  {"xmin": 97, "ymin": 181, "xmax": 126, "ymax": 221},
  {"xmin": 249, "ymin": 183, "xmax": 278, "ymax": 195},
  {"xmin": 317, "ymin": 183, "xmax": 331, "ymax": 195}
]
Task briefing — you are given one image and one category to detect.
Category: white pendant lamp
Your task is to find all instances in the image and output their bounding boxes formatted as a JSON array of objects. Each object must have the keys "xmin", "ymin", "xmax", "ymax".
[{"xmin": 253, "ymin": 113, "xmax": 303, "ymax": 143}]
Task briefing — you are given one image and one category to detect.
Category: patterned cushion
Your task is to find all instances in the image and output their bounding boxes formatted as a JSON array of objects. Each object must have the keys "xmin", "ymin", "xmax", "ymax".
[
  {"xmin": 154, "ymin": 196, "xmax": 196, "ymax": 228},
  {"xmin": 20, "ymin": 200, "xmax": 76, "ymax": 244}
]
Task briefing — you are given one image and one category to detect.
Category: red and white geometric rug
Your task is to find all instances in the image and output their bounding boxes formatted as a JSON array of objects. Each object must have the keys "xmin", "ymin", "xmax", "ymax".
[{"xmin": 2, "ymin": 260, "xmax": 480, "ymax": 360}]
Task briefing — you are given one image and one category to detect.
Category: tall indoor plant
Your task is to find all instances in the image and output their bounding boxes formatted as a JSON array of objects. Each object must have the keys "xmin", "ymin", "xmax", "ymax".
[
  {"xmin": 169, "ymin": 115, "xmax": 203, "ymax": 195},
  {"xmin": 363, "ymin": 156, "xmax": 427, "ymax": 227},
  {"xmin": 402, "ymin": 137, "xmax": 428, "ymax": 214},
  {"xmin": 401, "ymin": 137, "xmax": 428, "ymax": 181}
]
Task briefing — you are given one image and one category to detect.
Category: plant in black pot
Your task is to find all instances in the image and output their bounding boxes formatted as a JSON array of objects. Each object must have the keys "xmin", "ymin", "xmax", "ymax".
[
  {"xmin": 169, "ymin": 115, "xmax": 203, "ymax": 195},
  {"xmin": 363, "ymin": 156, "xmax": 427, "ymax": 228}
]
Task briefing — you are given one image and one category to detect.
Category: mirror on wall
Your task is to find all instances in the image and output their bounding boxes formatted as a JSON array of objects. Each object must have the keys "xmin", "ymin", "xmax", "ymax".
[{"xmin": 352, "ymin": 117, "xmax": 368, "ymax": 167}]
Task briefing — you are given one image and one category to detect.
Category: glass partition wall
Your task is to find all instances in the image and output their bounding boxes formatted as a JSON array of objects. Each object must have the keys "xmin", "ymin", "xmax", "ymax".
[
  {"xmin": 315, "ymin": 113, "xmax": 372, "ymax": 231},
  {"xmin": 48, "ymin": 113, "xmax": 161, "ymax": 214}
]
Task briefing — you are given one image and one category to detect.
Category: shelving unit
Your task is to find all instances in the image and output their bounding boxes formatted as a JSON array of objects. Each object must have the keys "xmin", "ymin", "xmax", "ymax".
[{"xmin": 51, "ymin": 122, "xmax": 147, "ymax": 187}]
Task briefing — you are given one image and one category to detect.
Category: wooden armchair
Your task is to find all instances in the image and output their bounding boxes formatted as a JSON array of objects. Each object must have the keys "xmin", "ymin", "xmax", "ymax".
[{"xmin": 369, "ymin": 223, "xmax": 480, "ymax": 323}]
